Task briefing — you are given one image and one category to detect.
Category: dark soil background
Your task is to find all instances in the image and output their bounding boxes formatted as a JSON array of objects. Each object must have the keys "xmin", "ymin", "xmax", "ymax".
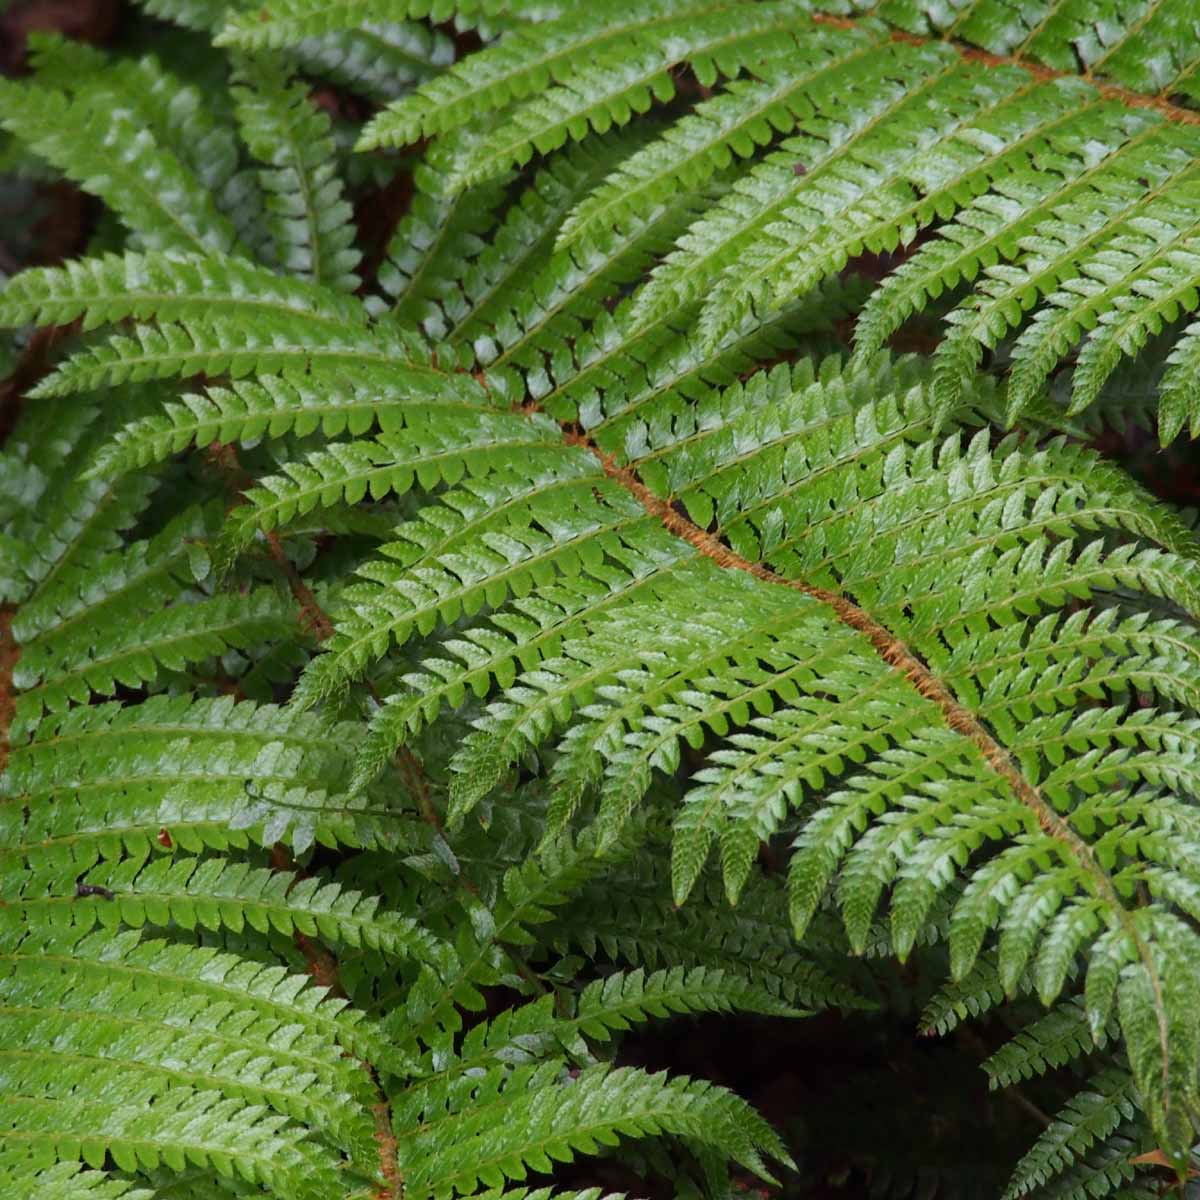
[{"xmin": 1, "ymin": 3, "xmax": 1189, "ymax": 1196}]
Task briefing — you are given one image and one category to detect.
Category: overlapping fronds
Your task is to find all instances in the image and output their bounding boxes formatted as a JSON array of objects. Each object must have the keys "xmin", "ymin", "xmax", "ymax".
[
  {"xmin": 9, "ymin": 2, "xmax": 1200, "ymax": 1196},
  {"xmin": 358, "ymin": 0, "xmax": 1200, "ymax": 442}
]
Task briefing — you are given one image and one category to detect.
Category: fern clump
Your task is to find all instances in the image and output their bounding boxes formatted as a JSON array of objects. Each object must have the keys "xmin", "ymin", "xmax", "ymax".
[{"xmin": 6, "ymin": 1, "xmax": 1200, "ymax": 1197}]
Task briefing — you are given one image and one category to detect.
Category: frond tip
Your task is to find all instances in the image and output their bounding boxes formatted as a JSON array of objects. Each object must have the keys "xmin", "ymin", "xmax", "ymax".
[{"xmin": 397, "ymin": 1063, "xmax": 793, "ymax": 1195}]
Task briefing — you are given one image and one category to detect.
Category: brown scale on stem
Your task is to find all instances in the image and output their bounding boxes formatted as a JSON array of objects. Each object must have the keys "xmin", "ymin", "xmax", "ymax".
[
  {"xmin": 265, "ymin": 528, "xmax": 335, "ymax": 642},
  {"xmin": 205, "ymin": 441, "xmax": 336, "ymax": 642}
]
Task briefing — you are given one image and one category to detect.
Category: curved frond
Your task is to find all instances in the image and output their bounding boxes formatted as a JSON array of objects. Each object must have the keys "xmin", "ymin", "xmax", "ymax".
[{"xmin": 397, "ymin": 1062, "xmax": 791, "ymax": 1195}]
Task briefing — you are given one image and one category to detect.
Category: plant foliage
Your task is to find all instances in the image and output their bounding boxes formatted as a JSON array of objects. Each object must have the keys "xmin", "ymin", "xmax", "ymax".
[{"xmin": 6, "ymin": 1, "xmax": 1200, "ymax": 1197}]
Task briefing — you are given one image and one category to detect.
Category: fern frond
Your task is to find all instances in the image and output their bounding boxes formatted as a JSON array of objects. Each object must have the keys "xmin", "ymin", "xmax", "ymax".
[
  {"xmin": 0, "ymin": 251, "xmax": 364, "ymax": 335},
  {"xmin": 11, "ymin": 503, "xmax": 218, "ymax": 653},
  {"xmin": 14, "ymin": 8, "xmax": 1200, "ymax": 1191},
  {"xmin": 405, "ymin": 818, "xmax": 699, "ymax": 1043},
  {"xmin": 218, "ymin": 408, "xmax": 567, "ymax": 555},
  {"xmin": 0, "ymin": 80, "xmax": 238, "ymax": 256},
  {"xmin": 397, "ymin": 1062, "xmax": 791, "ymax": 1195},
  {"xmin": 231, "ymin": 56, "xmax": 361, "ymax": 291},
  {"xmin": 12, "ymin": 588, "xmax": 298, "ymax": 725},
  {"xmin": 398, "ymin": 963, "xmax": 799, "ymax": 1117},
  {"xmin": 1021, "ymin": 1135, "xmax": 1153, "ymax": 1200},
  {"xmin": 0, "ymin": 1072, "xmax": 342, "ymax": 1197},
  {"xmin": 436, "ymin": 4, "xmax": 816, "ymax": 192},
  {"xmin": 878, "ymin": 0, "xmax": 1200, "ymax": 100},
  {"xmin": 348, "ymin": 346, "xmax": 1200, "ymax": 1153},
  {"xmin": 14, "ymin": 855, "xmax": 451, "ymax": 976},
  {"xmin": 1159, "ymin": 316, "xmax": 1200, "ymax": 443},
  {"xmin": 628, "ymin": 33, "xmax": 956, "ymax": 329},
  {"xmin": 2, "ymin": 696, "xmax": 421, "ymax": 859},
  {"xmin": 4, "ymin": 463, "xmax": 158, "ymax": 609},
  {"xmin": 29, "ymin": 313, "xmax": 423, "ymax": 399},
  {"xmin": 983, "ymin": 1000, "xmax": 1110, "ymax": 1090},
  {"xmin": 285, "ymin": 20, "xmax": 455, "ymax": 103},
  {"xmin": 90, "ymin": 361, "xmax": 489, "ymax": 478},
  {"xmin": 567, "ymin": 965, "xmax": 802, "ymax": 1037},
  {"xmin": 26, "ymin": 35, "xmax": 261, "ymax": 247},
  {"xmin": 297, "ymin": 473, "xmax": 683, "ymax": 717},
  {"xmin": 375, "ymin": 139, "xmax": 514, "ymax": 326},
  {"xmin": 555, "ymin": 33, "xmax": 867, "ymax": 250},
  {"xmin": 3, "ymin": 921, "xmax": 406, "ymax": 1079},
  {"xmin": 475, "ymin": 185, "xmax": 721, "ymax": 391},
  {"xmin": 694, "ymin": 67, "xmax": 1114, "ymax": 352},
  {"xmin": 129, "ymin": 0, "xmax": 236, "ymax": 32},
  {"xmin": 349, "ymin": 534, "xmax": 687, "ymax": 791},
  {"xmin": 0, "ymin": 1157, "xmax": 157, "ymax": 1200},
  {"xmin": 0, "ymin": 956, "xmax": 379, "ymax": 1166},
  {"xmin": 2, "ymin": 389, "xmax": 165, "ymax": 608},
  {"xmin": 849, "ymin": 99, "xmax": 1145, "ymax": 362},
  {"xmin": 357, "ymin": 0, "xmax": 756, "ymax": 150},
  {"xmin": 217, "ymin": 0, "xmax": 541, "ymax": 51},
  {"xmin": 1004, "ymin": 1069, "xmax": 1137, "ymax": 1200},
  {"xmin": 575, "ymin": 850, "xmax": 869, "ymax": 1008}
]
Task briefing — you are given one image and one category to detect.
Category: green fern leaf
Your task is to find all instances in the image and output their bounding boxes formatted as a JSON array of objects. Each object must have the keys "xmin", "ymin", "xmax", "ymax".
[
  {"xmin": 399, "ymin": 1063, "xmax": 791, "ymax": 1194},
  {"xmin": 0, "ymin": 81, "xmax": 239, "ymax": 256},
  {"xmin": 231, "ymin": 56, "xmax": 361, "ymax": 290}
]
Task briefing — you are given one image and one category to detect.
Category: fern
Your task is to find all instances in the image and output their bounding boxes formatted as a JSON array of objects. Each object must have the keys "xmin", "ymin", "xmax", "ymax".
[
  {"xmin": 231, "ymin": 55, "xmax": 362, "ymax": 290},
  {"xmin": 0, "ymin": 80, "xmax": 239, "ymax": 257},
  {"xmin": 8, "ymin": 2, "xmax": 1200, "ymax": 1197}
]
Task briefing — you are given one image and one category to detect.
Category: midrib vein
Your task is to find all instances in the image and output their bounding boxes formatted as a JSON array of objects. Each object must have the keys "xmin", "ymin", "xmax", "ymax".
[{"xmin": 549, "ymin": 422, "xmax": 1172, "ymax": 1105}]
